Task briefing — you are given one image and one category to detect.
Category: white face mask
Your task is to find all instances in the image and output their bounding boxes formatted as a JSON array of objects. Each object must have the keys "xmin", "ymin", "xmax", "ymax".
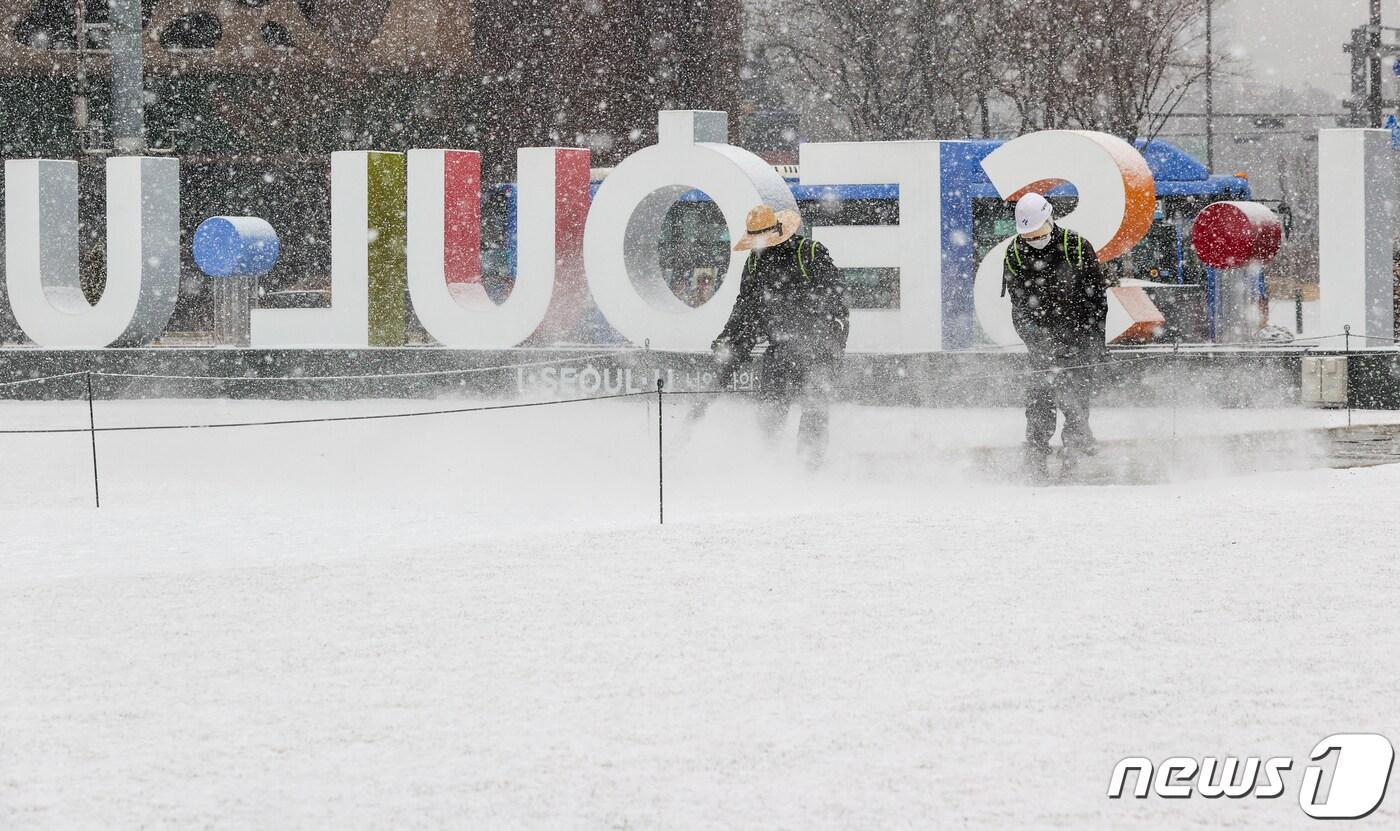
[{"xmin": 1024, "ymin": 233, "xmax": 1052, "ymax": 250}]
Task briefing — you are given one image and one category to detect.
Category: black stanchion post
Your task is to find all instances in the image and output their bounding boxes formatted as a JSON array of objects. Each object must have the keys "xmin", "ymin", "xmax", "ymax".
[
  {"xmin": 1294, "ymin": 288, "xmax": 1304, "ymax": 335},
  {"xmin": 1171, "ymin": 338, "xmax": 1180, "ymax": 464},
  {"xmin": 1344, "ymin": 324, "xmax": 1353, "ymax": 429},
  {"xmin": 85, "ymin": 371, "xmax": 101, "ymax": 508},
  {"xmin": 656, "ymin": 377, "xmax": 665, "ymax": 526},
  {"xmin": 643, "ymin": 338, "xmax": 652, "ymax": 428}
]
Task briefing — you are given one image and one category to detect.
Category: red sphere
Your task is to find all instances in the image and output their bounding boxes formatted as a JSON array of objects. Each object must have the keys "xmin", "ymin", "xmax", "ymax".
[{"xmin": 1190, "ymin": 201, "xmax": 1282, "ymax": 268}]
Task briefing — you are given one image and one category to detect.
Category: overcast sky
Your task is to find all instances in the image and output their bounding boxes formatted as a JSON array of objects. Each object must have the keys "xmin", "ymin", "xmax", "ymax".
[{"xmin": 1220, "ymin": 0, "xmax": 1400, "ymax": 100}]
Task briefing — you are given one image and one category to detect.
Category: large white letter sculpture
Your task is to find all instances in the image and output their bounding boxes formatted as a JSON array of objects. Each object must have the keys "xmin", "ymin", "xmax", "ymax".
[
  {"xmin": 4, "ymin": 157, "xmax": 179, "ymax": 347},
  {"xmin": 973, "ymin": 131, "xmax": 1157, "ymax": 346},
  {"xmin": 407, "ymin": 147, "xmax": 590, "ymax": 347},
  {"xmin": 799, "ymin": 142, "xmax": 942, "ymax": 352},
  {"xmin": 584, "ymin": 110, "xmax": 795, "ymax": 351},
  {"xmin": 1318, "ymin": 129, "xmax": 1397, "ymax": 343},
  {"xmin": 253, "ymin": 151, "xmax": 407, "ymax": 347}
]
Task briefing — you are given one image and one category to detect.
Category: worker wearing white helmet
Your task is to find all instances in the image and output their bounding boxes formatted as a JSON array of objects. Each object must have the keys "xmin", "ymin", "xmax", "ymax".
[
  {"xmin": 1002, "ymin": 192, "xmax": 1113, "ymax": 479},
  {"xmin": 1014, "ymin": 192, "xmax": 1055, "ymax": 244}
]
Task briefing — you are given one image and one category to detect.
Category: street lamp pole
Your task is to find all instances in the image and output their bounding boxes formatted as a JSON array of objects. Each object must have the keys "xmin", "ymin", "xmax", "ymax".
[
  {"xmin": 1369, "ymin": 0, "xmax": 1383, "ymax": 128},
  {"xmin": 109, "ymin": 0, "xmax": 144, "ymax": 154},
  {"xmin": 1205, "ymin": 0, "xmax": 1214, "ymax": 170}
]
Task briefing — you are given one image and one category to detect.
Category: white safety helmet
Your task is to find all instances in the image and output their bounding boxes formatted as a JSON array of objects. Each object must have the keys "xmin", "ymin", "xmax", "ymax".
[{"xmin": 1014, "ymin": 193, "xmax": 1053, "ymax": 235}]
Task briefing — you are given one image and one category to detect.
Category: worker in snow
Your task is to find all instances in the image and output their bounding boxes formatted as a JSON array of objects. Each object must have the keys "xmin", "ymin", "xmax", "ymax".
[
  {"xmin": 1002, "ymin": 192, "xmax": 1112, "ymax": 477},
  {"xmin": 713, "ymin": 204, "xmax": 849, "ymax": 468}
]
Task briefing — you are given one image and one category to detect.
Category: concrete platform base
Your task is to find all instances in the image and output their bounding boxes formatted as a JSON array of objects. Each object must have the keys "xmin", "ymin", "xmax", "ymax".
[{"xmin": 0, "ymin": 346, "xmax": 1396, "ymax": 408}]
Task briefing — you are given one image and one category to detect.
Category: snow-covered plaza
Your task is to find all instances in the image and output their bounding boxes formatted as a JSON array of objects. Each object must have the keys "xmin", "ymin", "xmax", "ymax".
[{"xmin": 3, "ymin": 397, "xmax": 1397, "ymax": 828}]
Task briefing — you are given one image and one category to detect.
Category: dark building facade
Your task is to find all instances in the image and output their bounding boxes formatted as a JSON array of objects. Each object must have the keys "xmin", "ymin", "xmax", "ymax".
[
  {"xmin": 473, "ymin": 0, "xmax": 742, "ymax": 171},
  {"xmin": 0, "ymin": 0, "xmax": 742, "ymax": 337}
]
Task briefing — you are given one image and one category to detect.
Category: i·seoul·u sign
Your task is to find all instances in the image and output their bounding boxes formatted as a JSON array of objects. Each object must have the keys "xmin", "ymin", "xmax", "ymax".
[{"xmin": 2, "ymin": 114, "xmax": 1393, "ymax": 352}]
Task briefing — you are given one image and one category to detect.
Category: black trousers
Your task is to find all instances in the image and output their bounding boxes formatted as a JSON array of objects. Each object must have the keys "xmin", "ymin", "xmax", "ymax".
[
  {"xmin": 758, "ymin": 346, "xmax": 839, "ymax": 463},
  {"xmin": 1025, "ymin": 347, "xmax": 1099, "ymax": 454}
]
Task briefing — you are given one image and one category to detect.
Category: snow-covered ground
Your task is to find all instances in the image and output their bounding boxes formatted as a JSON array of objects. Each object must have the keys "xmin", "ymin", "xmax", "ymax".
[{"xmin": 3, "ymin": 397, "xmax": 1399, "ymax": 829}]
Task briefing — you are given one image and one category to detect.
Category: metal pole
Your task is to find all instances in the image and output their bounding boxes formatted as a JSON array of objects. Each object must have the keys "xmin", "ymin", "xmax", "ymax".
[
  {"xmin": 1369, "ymin": 0, "xmax": 1383, "ymax": 128},
  {"xmin": 1349, "ymin": 27, "xmax": 1369, "ymax": 127},
  {"xmin": 1205, "ymin": 0, "xmax": 1215, "ymax": 169},
  {"xmin": 656, "ymin": 378, "xmax": 665, "ymax": 526},
  {"xmin": 1344, "ymin": 324, "xmax": 1353, "ymax": 428},
  {"xmin": 86, "ymin": 371, "xmax": 101, "ymax": 508},
  {"xmin": 109, "ymin": 0, "xmax": 144, "ymax": 154},
  {"xmin": 74, "ymin": 0, "xmax": 89, "ymax": 145},
  {"xmin": 1171, "ymin": 338, "xmax": 1180, "ymax": 465}
]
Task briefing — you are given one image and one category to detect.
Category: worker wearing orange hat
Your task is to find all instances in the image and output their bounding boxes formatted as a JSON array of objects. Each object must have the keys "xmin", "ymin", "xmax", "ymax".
[{"xmin": 714, "ymin": 204, "xmax": 849, "ymax": 468}]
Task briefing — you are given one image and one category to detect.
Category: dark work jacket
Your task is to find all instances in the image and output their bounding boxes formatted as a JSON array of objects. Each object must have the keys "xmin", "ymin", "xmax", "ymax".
[
  {"xmin": 716, "ymin": 235, "xmax": 849, "ymax": 363},
  {"xmin": 1002, "ymin": 225, "xmax": 1110, "ymax": 358}
]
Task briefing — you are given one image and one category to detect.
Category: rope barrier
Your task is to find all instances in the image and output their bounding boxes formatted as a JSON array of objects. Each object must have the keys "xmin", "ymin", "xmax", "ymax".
[
  {"xmin": 0, "ymin": 390, "xmax": 652, "ymax": 436},
  {"xmin": 0, "ymin": 339, "xmax": 1389, "ymax": 518},
  {"xmin": 0, "ymin": 371, "xmax": 88, "ymax": 389},
  {"xmin": 1341, "ymin": 332, "xmax": 1400, "ymax": 344}
]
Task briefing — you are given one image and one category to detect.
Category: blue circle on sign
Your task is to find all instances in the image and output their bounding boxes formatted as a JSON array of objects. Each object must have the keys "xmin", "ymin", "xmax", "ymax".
[{"xmin": 193, "ymin": 217, "xmax": 280, "ymax": 278}]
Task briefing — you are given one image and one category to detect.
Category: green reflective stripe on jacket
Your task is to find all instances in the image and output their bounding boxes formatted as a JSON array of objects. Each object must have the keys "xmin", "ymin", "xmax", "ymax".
[
  {"xmin": 745, "ymin": 239, "xmax": 816, "ymax": 279},
  {"xmin": 1002, "ymin": 241, "xmax": 1019, "ymax": 297},
  {"xmin": 1006, "ymin": 239, "xmax": 1024, "ymax": 275},
  {"xmin": 1060, "ymin": 230, "xmax": 1085, "ymax": 267}
]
